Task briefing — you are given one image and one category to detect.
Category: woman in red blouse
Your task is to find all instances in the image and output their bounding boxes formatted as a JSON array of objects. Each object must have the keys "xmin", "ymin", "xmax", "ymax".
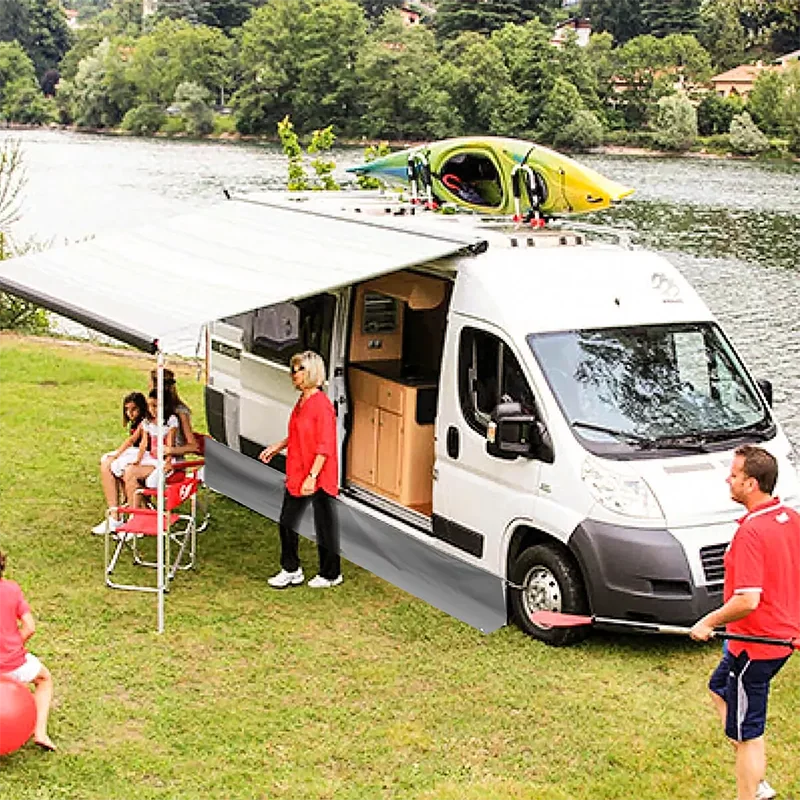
[{"xmin": 259, "ymin": 351, "xmax": 342, "ymax": 589}]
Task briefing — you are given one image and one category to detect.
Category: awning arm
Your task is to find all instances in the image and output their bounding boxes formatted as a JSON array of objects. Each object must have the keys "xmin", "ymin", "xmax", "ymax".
[{"xmin": 0, "ymin": 275, "xmax": 158, "ymax": 354}]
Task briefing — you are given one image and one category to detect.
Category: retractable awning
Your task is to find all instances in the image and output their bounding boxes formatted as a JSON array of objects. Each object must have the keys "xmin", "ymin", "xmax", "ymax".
[{"xmin": 0, "ymin": 192, "xmax": 487, "ymax": 352}]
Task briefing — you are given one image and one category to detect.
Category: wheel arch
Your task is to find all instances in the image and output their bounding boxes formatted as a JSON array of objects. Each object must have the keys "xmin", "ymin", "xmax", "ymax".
[{"xmin": 504, "ymin": 522, "xmax": 591, "ymax": 615}]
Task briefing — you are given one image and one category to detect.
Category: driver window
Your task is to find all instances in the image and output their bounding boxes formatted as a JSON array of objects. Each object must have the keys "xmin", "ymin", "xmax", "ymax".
[{"xmin": 459, "ymin": 327, "xmax": 536, "ymax": 434}]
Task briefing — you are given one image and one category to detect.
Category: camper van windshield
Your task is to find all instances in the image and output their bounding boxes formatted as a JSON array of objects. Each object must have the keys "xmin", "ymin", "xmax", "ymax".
[{"xmin": 528, "ymin": 323, "xmax": 773, "ymax": 456}]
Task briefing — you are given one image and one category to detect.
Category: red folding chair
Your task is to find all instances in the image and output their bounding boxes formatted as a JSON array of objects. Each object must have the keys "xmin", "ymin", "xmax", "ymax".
[{"xmin": 105, "ymin": 460, "xmax": 204, "ymax": 592}]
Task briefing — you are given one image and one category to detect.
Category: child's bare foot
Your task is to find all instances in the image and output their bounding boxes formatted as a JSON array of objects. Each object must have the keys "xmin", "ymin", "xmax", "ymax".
[{"xmin": 34, "ymin": 736, "xmax": 56, "ymax": 752}]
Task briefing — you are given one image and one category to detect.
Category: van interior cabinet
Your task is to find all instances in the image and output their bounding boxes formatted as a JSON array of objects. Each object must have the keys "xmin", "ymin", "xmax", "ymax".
[{"xmin": 346, "ymin": 365, "xmax": 435, "ymax": 513}]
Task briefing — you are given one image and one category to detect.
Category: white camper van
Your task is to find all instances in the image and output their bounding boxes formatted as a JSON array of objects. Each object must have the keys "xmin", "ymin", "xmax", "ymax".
[{"xmin": 204, "ymin": 196, "xmax": 800, "ymax": 645}]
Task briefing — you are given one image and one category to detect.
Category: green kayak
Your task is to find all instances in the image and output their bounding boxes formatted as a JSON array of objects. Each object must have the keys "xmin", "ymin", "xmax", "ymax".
[{"xmin": 347, "ymin": 136, "xmax": 634, "ymax": 217}]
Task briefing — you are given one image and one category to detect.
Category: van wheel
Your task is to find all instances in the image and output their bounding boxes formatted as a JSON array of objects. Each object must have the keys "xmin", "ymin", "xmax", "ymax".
[{"xmin": 509, "ymin": 544, "xmax": 589, "ymax": 646}]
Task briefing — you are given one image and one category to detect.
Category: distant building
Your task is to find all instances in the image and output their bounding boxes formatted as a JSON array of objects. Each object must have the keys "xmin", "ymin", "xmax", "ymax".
[
  {"xmin": 710, "ymin": 62, "xmax": 774, "ymax": 98},
  {"xmin": 63, "ymin": 7, "xmax": 80, "ymax": 29},
  {"xmin": 551, "ymin": 17, "xmax": 592, "ymax": 48},
  {"xmin": 143, "ymin": 0, "xmax": 157, "ymax": 17},
  {"xmin": 399, "ymin": 4, "xmax": 422, "ymax": 26}
]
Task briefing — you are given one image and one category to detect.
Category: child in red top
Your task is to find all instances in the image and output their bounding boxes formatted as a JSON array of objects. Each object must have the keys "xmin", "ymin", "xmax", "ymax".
[
  {"xmin": 259, "ymin": 351, "xmax": 341, "ymax": 589},
  {"xmin": 0, "ymin": 550, "xmax": 56, "ymax": 751}
]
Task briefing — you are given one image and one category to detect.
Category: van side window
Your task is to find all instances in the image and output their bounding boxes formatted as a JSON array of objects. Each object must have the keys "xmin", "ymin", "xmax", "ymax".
[
  {"xmin": 458, "ymin": 327, "xmax": 536, "ymax": 434},
  {"xmin": 242, "ymin": 293, "xmax": 336, "ymax": 366}
]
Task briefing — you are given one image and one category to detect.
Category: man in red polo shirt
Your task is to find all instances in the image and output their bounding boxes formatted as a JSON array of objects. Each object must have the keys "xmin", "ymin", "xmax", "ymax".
[{"xmin": 691, "ymin": 445, "xmax": 800, "ymax": 800}]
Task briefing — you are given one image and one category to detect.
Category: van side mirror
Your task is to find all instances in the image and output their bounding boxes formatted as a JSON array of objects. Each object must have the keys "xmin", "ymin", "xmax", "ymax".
[
  {"xmin": 757, "ymin": 378, "xmax": 773, "ymax": 407},
  {"xmin": 487, "ymin": 402, "xmax": 554, "ymax": 463}
]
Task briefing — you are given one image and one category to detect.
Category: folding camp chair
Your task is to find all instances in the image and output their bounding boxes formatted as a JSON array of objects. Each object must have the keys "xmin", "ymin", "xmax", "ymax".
[{"xmin": 104, "ymin": 460, "xmax": 204, "ymax": 592}]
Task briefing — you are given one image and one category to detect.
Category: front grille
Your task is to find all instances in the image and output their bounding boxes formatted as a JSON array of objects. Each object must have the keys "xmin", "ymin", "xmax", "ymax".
[{"xmin": 700, "ymin": 543, "xmax": 727, "ymax": 584}]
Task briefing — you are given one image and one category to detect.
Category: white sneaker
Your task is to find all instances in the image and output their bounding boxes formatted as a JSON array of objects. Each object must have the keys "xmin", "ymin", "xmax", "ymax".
[
  {"xmin": 92, "ymin": 518, "xmax": 119, "ymax": 535},
  {"xmin": 756, "ymin": 780, "xmax": 777, "ymax": 800},
  {"xmin": 268, "ymin": 568, "xmax": 304, "ymax": 589},
  {"xmin": 307, "ymin": 575, "xmax": 343, "ymax": 589}
]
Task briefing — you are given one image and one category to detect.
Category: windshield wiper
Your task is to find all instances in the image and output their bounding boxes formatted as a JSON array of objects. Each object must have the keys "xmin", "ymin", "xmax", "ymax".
[
  {"xmin": 571, "ymin": 421, "xmax": 709, "ymax": 452},
  {"xmin": 697, "ymin": 419, "xmax": 773, "ymax": 444},
  {"xmin": 571, "ymin": 420, "xmax": 657, "ymax": 447}
]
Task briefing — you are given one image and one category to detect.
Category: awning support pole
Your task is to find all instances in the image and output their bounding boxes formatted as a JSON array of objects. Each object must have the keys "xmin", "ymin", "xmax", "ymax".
[{"xmin": 156, "ymin": 351, "xmax": 165, "ymax": 634}]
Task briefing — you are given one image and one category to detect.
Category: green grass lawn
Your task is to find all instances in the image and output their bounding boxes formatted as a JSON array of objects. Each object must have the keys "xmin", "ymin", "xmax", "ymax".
[{"xmin": 1, "ymin": 335, "xmax": 798, "ymax": 800}]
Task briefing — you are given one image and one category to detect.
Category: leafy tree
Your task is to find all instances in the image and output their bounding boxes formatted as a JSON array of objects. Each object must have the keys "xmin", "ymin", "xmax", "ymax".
[
  {"xmin": 59, "ymin": 27, "xmax": 106, "ymax": 80},
  {"xmin": 128, "ymin": 19, "xmax": 234, "ymax": 106},
  {"xmin": 728, "ymin": 110, "xmax": 768, "ymax": 154},
  {"xmin": 234, "ymin": 0, "xmax": 367, "ymax": 135},
  {"xmin": 26, "ymin": 0, "xmax": 73, "ymax": 75},
  {"xmin": 578, "ymin": 0, "xmax": 644, "ymax": 45},
  {"xmin": 561, "ymin": 108, "xmax": 604, "ymax": 149},
  {"xmin": 554, "ymin": 31, "xmax": 602, "ymax": 114},
  {"xmin": 0, "ymin": 0, "xmax": 31, "ymax": 47},
  {"xmin": 357, "ymin": 0, "xmax": 402, "ymax": 21},
  {"xmin": 0, "ymin": 0, "xmax": 72, "ymax": 77},
  {"xmin": 784, "ymin": 64, "xmax": 800, "ymax": 154},
  {"xmin": 747, "ymin": 69, "xmax": 786, "ymax": 136},
  {"xmin": 59, "ymin": 37, "xmax": 135, "ymax": 127},
  {"xmin": 699, "ymin": 0, "xmax": 746, "ymax": 71},
  {"xmin": 4, "ymin": 77, "xmax": 53, "ymax": 122},
  {"xmin": 206, "ymin": 0, "xmax": 261, "ymax": 33},
  {"xmin": 610, "ymin": 33, "xmax": 711, "ymax": 128},
  {"xmin": 435, "ymin": 0, "xmax": 529, "ymax": 39},
  {"xmin": 491, "ymin": 19, "xmax": 556, "ymax": 129},
  {"xmin": 652, "ymin": 93, "xmax": 697, "ymax": 149},
  {"xmin": 174, "ymin": 80, "xmax": 214, "ymax": 135},
  {"xmin": 153, "ymin": 0, "xmax": 214, "ymax": 26},
  {"xmin": 640, "ymin": 0, "xmax": 701, "ymax": 38},
  {"xmin": 537, "ymin": 75, "xmax": 584, "ymax": 144},
  {"xmin": 436, "ymin": 32, "xmax": 526, "ymax": 135},
  {"xmin": 354, "ymin": 12, "xmax": 455, "ymax": 139},
  {"xmin": 0, "ymin": 40, "xmax": 40, "ymax": 115},
  {"xmin": 696, "ymin": 92, "xmax": 743, "ymax": 134}
]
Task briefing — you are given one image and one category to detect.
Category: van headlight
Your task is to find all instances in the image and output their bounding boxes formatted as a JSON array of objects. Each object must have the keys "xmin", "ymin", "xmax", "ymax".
[{"xmin": 581, "ymin": 456, "xmax": 664, "ymax": 520}]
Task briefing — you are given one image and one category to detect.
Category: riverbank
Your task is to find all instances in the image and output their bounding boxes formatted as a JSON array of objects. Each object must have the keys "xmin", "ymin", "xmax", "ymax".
[{"xmin": 5, "ymin": 121, "xmax": 797, "ymax": 162}]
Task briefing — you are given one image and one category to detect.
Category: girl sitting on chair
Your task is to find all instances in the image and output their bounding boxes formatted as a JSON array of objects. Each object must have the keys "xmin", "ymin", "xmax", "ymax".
[
  {"xmin": 91, "ymin": 392, "xmax": 148, "ymax": 535},
  {"xmin": 123, "ymin": 390, "xmax": 179, "ymax": 510}
]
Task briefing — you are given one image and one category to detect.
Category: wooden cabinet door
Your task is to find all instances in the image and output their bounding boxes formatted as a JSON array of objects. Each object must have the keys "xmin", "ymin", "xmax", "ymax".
[
  {"xmin": 376, "ymin": 409, "xmax": 403, "ymax": 497},
  {"xmin": 349, "ymin": 400, "xmax": 378, "ymax": 485}
]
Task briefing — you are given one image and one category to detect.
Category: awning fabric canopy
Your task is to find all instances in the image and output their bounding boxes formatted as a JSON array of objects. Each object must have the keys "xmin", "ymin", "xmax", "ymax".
[{"xmin": 0, "ymin": 192, "xmax": 486, "ymax": 352}]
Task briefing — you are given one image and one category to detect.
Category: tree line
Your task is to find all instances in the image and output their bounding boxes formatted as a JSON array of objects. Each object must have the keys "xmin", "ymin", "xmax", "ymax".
[{"xmin": 0, "ymin": 0, "xmax": 798, "ymax": 153}]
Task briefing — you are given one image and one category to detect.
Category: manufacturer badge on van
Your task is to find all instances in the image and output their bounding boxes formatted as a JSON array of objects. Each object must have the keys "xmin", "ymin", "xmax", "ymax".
[{"xmin": 651, "ymin": 271, "xmax": 682, "ymax": 302}]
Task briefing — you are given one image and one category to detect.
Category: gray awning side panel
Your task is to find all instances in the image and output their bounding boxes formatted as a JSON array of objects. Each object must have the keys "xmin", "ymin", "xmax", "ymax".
[
  {"xmin": 205, "ymin": 438, "xmax": 508, "ymax": 634},
  {"xmin": 0, "ymin": 195, "xmax": 486, "ymax": 352}
]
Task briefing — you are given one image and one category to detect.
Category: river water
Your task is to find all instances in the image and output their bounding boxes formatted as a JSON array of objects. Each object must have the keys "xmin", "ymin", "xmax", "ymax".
[{"xmin": 6, "ymin": 129, "xmax": 800, "ymax": 449}]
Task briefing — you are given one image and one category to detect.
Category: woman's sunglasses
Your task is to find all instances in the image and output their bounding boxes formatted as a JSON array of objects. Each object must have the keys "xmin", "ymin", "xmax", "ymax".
[{"xmin": 291, "ymin": 365, "xmax": 305, "ymax": 375}]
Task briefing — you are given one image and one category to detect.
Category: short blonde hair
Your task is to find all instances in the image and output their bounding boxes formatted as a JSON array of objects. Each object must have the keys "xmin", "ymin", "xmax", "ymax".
[{"xmin": 291, "ymin": 351, "xmax": 326, "ymax": 389}]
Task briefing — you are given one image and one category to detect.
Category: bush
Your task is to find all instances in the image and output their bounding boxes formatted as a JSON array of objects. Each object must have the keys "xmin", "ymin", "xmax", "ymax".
[
  {"xmin": 212, "ymin": 113, "xmax": 237, "ymax": 135},
  {"xmin": 696, "ymin": 93, "xmax": 743, "ymax": 135},
  {"xmin": 695, "ymin": 134, "xmax": 730, "ymax": 154},
  {"xmin": 160, "ymin": 115, "xmax": 186, "ymax": 135},
  {"xmin": 602, "ymin": 129, "xmax": 659, "ymax": 149},
  {"xmin": 173, "ymin": 82, "xmax": 214, "ymax": 137},
  {"xmin": 3, "ymin": 79, "xmax": 54, "ymax": 125},
  {"xmin": 652, "ymin": 94, "xmax": 697, "ymax": 151},
  {"xmin": 121, "ymin": 104, "xmax": 165, "ymax": 136},
  {"xmin": 555, "ymin": 109, "xmax": 604, "ymax": 151},
  {"xmin": 729, "ymin": 112, "xmax": 769, "ymax": 155}
]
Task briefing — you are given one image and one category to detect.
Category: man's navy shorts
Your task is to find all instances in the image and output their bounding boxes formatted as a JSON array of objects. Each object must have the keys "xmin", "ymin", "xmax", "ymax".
[{"xmin": 709, "ymin": 649, "xmax": 789, "ymax": 741}]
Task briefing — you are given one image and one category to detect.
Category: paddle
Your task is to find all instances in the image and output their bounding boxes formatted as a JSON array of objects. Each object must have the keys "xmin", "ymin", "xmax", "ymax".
[{"xmin": 529, "ymin": 610, "xmax": 800, "ymax": 650}]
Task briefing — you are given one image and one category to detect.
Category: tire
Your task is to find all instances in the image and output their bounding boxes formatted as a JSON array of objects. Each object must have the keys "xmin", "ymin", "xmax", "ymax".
[{"xmin": 509, "ymin": 543, "xmax": 589, "ymax": 646}]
